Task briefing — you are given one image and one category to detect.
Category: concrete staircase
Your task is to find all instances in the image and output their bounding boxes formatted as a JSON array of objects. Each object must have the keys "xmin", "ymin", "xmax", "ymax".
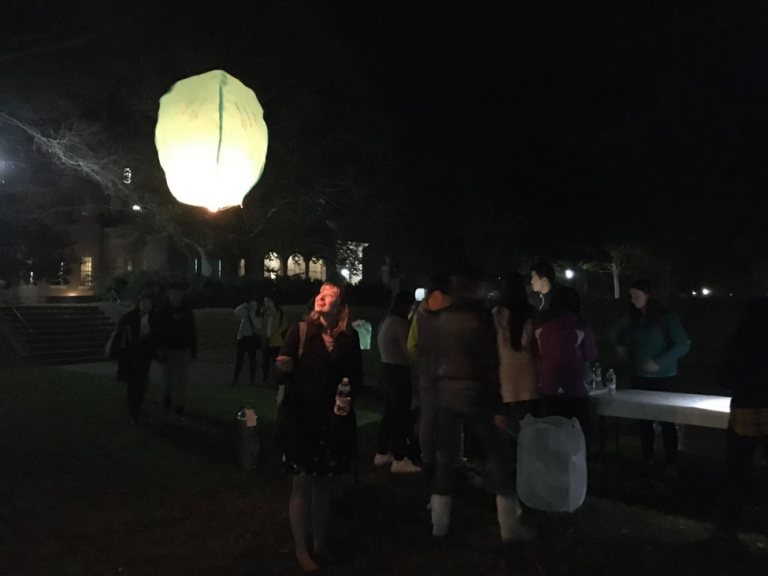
[{"xmin": 0, "ymin": 305, "xmax": 115, "ymax": 366}]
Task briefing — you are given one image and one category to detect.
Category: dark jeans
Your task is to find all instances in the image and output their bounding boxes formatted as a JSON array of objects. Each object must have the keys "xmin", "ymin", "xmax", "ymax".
[
  {"xmin": 720, "ymin": 429, "xmax": 768, "ymax": 531},
  {"xmin": 377, "ymin": 363, "xmax": 413, "ymax": 460},
  {"xmin": 262, "ymin": 346, "xmax": 281, "ymax": 384},
  {"xmin": 234, "ymin": 336, "xmax": 260, "ymax": 383},
  {"xmin": 126, "ymin": 351, "xmax": 153, "ymax": 421},
  {"xmin": 633, "ymin": 376, "xmax": 678, "ymax": 465},
  {"xmin": 541, "ymin": 396, "xmax": 590, "ymax": 449},
  {"xmin": 434, "ymin": 379, "xmax": 514, "ymax": 497}
]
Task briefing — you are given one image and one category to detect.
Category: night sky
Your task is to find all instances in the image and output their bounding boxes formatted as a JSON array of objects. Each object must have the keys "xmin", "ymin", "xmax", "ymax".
[{"xmin": 2, "ymin": 1, "xmax": 767, "ymax": 288}]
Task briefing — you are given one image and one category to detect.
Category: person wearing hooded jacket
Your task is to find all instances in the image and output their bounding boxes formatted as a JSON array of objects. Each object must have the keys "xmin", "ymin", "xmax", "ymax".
[
  {"xmin": 407, "ymin": 273, "xmax": 452, "ymax": 465},
  {"xmin": 535, "ymin": 286, "xmax": 598, "ymax": 443}
]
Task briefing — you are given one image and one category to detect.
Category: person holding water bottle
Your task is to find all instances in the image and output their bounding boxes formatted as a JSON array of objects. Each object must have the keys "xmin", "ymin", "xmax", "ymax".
[{"xmin": 273, "ymin": 281, "xmax": 363, "ymax": 572}]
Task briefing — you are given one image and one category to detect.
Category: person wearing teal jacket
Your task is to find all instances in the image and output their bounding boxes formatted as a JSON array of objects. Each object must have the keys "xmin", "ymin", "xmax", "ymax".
[{"xmin": 611, "ymin": 280, "xmax": 691, "ymax": 473}]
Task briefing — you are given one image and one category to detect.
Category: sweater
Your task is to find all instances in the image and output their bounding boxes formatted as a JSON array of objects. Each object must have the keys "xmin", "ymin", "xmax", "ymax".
[
  {"xmin": 377, "ymin": 314, "xmax": 411, "ymax": 366},
  {"xmin": 611, "ymin": 313, "xmax": 690, "ymax": 378}
]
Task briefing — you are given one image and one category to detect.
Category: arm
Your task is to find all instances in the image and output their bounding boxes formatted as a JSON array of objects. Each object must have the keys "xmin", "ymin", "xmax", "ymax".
[
  {"xmin": 234, "ymin": 303, "xmax": 248, "ymax": 320},
  {"xmin": 347, "ymin": 331, "xmax": 364, "ymax": 402},
  {"xmin": 654, "ymin": 314, "xmax": 691, "ymax": 367},
  {"xmin": 581, "ymin": 327, "xmax": 598, "ymax": 363},
  {"xmin": 109, "ymin": 314, "xmax": 129, "ymax": 358},
  {"xmin": 407, "ymin": 314, "xmax": 419, "ymax": 359},
  {"xmin": 397, "ymin": 317, "xmax": 411, "ymax": 360}
]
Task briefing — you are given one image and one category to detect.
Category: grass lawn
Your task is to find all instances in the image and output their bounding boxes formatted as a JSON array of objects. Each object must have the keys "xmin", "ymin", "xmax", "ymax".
[{"xmin": 2, "ymin": 346, "xmax": 768, "ymax": 576}]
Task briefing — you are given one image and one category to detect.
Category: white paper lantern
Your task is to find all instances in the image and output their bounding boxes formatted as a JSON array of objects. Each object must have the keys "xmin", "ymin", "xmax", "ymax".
[{"xmin": 155, "ymin": 70, "xmax": 268, "ymax": 211}]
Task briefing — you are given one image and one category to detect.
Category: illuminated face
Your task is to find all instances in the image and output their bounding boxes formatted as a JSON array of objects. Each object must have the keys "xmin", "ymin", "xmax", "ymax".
[
  {"xmin": 531, "ymin": 272, "xmax": 545, "ymax": 294},
  {"xmin": 630, "ymin": 288, "xmax": 648, "ymax": 310},
  {"xmin": 264, "ymin": 297, "xmax": 275, "ymax": 311},
  {"xmin": 315, "ymin": 284, "xmax": 341, "ymax": 315}
]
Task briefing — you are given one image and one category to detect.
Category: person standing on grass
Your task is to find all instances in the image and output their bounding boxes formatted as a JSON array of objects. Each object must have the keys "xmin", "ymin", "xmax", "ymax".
[
  {"xmin": 155, "ymin": 281, "xmax": 197, "ymax": 418},
  {"xmin": 611, "ymin": 280, "xmax": 690, "ymax": 475},
  {"xmin": 110, "ymin": 293, "xmax": 157, "ymax": 423},
  {"xmin": 232, "ymin": 297, "xmax": 263, "ymax": 387},
  {"xmin": 536, "ymin": 286, "xmax": 597, "ymax": 445},
  {"xmin": 274, "ymin": 281, "xmax": 363, "ymax": 572},
  {"xmin": 407, "ymin": 273, "xmax": 453, "ymax": 467},
  {"xmin": 262, "ymin": 295, "xmax": 288, "ymax": 386},
  {"xmin": 430, "ymin": 268, "xmax": 533, "ymax": 542},
  {"xmin": 715, "ymin": 297, "xmax": 768, "ymax": 544},
  {"xmin": 374, "ymin": 290, "xmax": 421, "ymax": 473},
  {"xmin": 493, "ymin": 273, "xmax": 540, "ymax": 445}
]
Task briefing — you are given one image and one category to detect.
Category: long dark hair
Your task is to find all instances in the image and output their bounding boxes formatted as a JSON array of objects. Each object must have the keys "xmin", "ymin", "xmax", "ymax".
[
  {"xmin": 550, "ymin": 286, "xmax": 582, "ymax": 319},
  {"xmin": 630, "ymin": 280, "xmax": 668, "ymax": 329},
  {"xmin": 389, "ymin": 290, "xmax": 415, "ymax": 320},
  {"xmin": 500, "ymin": 273, "xmax": 535, "ymax": 351}
]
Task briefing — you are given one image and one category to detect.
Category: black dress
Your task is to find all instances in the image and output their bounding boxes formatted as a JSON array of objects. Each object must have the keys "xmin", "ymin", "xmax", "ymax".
[{"xmin": 274, "ymin": 322, "xmax": 363, "ymax": 477}]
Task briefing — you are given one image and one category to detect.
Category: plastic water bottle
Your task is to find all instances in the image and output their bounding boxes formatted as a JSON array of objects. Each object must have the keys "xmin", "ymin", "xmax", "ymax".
[
  {"xmin": 334, "ymin": 377, "xmax": 351, "ymax": 415},
  {"xmin": 593, "ymin": 363, "xmax": 602, "ymax": 390},
  {"xmin": 606, "ymin": 369, "xmax": 617, "ymax": 395}
]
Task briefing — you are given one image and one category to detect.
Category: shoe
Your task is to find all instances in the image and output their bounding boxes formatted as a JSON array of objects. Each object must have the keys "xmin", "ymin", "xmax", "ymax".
[
  {"xmin": 497, "ymin": 495, "xmax": 535, "ymax": 542},
  {"xmin": 391, "ymin": 458, "xmax": 422, "ymax": 474},
  {"xmin": 374, "ymin": 452, "xmax": 394, "ymax": 466},
  {"xmin": 430, "ymin": 494, "xmax": 452, "ymax": 537},
  {"xmin": 174, "ymin": 406, "xmax": 186, "ymax": 418}
]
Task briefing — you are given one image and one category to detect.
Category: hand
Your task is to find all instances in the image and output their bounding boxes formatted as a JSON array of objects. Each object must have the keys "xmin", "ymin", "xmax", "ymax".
[
  {"xmin": 494, "ymin": 415, "xmax": 509, "ymax": 431},
  {"xmin": 275, "ymin": 355, "xmax": 294, "ymax": 373},
  {"xmin": 334, "ymin": 396, "xmax": 351, "ymax": 416},
  {"xmin": 644, "ymin": 359, "xmax": 660, "ymax": 373}
]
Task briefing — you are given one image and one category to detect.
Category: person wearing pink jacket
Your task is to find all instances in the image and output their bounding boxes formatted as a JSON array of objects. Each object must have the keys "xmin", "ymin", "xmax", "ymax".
[{"xmin": 535, "ymin": 286, "xmax": 598, "ymax": 444}]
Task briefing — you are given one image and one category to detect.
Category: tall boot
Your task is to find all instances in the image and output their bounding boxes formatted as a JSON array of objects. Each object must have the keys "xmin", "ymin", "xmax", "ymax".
[
  {"xmin": 496, "ymin": 495, "xmax": 534, "ymax": 542},
  {"xmin": 430, "ymin": 494, "xmax": 452, "ymax": 537}
]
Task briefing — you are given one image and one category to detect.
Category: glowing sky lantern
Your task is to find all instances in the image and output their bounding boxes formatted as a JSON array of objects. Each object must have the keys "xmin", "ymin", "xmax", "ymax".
[{"xmin": 155, "ymin": 70, "xmax": 268, "ymax": 211}]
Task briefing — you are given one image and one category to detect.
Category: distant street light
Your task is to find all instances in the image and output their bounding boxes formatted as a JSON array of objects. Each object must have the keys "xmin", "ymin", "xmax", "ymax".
[
  {"xmin": 565, "ymin": 269, "xmax": 575, "ymax": 280},
  {"xmin": 132, "ymin": 205, "xmax": 142, "ymax": 211},
  {"xmin": 341, "ymin": 268, "xmax": 350, "ymax": 280},
  {"xmin": 702, "ymin": 288, "xmax": 711, "ymax": 296}
]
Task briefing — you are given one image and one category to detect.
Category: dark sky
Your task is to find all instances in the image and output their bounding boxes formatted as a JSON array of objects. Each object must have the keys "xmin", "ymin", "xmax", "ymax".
[{"xmin": 3, "ymin": 0, "xmax": 768, "ymax": 281}]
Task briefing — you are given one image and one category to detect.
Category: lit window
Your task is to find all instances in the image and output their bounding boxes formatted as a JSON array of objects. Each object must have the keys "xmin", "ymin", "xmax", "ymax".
[
  {"xmin": 286, "ymin": 254, "xmax": 306, "ymax": 278},
  {"xmin": 264, "ymin": 252, "xmax": 281, "ymax": 279},
  {"xmin": 308, "ymin": 258, "xmax": 327, "ymax": 281},
  {"xmin": 238, "ymin": 258, "xmax": 246, "ymax": 277},
  {"xmin": 80, "ymin": 256, "xmax": 93, "ymax": 287}
]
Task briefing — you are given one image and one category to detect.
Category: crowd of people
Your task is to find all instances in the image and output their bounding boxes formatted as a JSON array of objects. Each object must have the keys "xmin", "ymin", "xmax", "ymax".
[{"xmin": 107, "ymin": 266, "xmax": 768, "ymax": 570}]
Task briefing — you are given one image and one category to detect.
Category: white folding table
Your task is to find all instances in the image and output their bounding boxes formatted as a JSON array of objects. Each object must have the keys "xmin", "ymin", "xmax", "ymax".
[{"xmin": 589, "ymin": 389, "xmax": 732, "ymax": 459}]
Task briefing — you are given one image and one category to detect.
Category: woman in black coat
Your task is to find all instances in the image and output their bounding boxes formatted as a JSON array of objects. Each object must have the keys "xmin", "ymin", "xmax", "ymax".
[
  {"xmin": 109, "ymin": 294, "xmax": 157, "ymax": 423},
  {"xmin": 274, "ymin": 281, "xmax": 363, "ymax": 572}
]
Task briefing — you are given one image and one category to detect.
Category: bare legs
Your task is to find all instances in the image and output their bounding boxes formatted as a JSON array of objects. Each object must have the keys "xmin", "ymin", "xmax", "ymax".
[{"xmin": 289, "ymin": 476, "xmax": 334, "ymax": 572}]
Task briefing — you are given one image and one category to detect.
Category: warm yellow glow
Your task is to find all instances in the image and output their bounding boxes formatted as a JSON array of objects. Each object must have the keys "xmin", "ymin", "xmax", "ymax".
[{"xmin": 155, "ymin": 70, "xmax": 268, "ymax": 211}]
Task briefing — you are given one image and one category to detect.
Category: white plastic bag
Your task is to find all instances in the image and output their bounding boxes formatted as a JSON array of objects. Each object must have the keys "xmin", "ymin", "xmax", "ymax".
[
  {"xmin": 516, "ymin": 414, "xmax": 587, "ymax": 513},
  {"xmin": 352, "ymin": 320, "xmax": 372, "ymax": 350}
]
